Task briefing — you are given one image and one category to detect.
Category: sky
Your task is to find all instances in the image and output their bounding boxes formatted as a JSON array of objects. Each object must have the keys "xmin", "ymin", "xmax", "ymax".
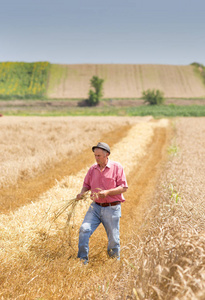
[{"xmin": 0, "ymin": 0, "xmax": 205, "ymax": 65}]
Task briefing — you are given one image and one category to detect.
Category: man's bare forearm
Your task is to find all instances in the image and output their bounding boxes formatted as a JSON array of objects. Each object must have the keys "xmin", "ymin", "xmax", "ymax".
[
  {"xmin": 107, "ymin": 186, "xmax": 128, "ymax": 196},
  {"xmin": 98, "ymin": 186, "xmax": 128, "ymax": 198}
]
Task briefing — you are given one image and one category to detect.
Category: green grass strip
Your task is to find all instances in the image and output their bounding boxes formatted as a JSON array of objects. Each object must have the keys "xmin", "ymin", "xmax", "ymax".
[
  {"xmin": 126, "ymin": 105, "xmax": 205, "ymax": 117},
  {"xmin": 2, "ymin": 105, "xmax": 205, "ymax": 117}
]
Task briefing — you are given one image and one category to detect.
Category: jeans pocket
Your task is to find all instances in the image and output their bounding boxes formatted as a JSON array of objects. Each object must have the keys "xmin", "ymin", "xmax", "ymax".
[
  {"xmin": 111, "ymin": 204, "xmax": 121, "ymax": 217},
  {"xmin": 111, "ymin": 204, "xmax": 120, "ymax": 210}
]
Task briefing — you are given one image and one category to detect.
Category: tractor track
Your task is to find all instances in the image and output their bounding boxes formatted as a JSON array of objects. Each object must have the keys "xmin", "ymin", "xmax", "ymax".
[{"xmin": 0, "ymin": 124, "xmax": 132, "ymax": 214}]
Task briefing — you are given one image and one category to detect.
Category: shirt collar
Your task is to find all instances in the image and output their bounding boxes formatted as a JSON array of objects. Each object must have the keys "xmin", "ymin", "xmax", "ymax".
[
  {"xmin": 106, "ymin": 159, "xmax": 111, "ymax": 168},
  {"xmin": 94, "ymin": 158, "xmax": 111, "ymax": 169}
]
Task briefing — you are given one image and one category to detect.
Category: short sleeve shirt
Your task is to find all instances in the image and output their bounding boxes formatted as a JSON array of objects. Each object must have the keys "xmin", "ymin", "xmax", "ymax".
[{"xmin": 83, "ymin": 159, "xmax": 128, "ymax": 203}]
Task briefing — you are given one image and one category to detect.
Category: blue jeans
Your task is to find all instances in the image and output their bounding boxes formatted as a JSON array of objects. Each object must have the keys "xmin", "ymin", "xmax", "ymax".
[{"xmin": 78, "ymin": 202, "xmax": 121, "ymax": 263}]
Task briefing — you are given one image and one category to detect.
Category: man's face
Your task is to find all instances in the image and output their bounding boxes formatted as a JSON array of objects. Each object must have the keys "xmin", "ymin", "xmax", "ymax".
[{"xmin": 94, "ymin": 148, "xmax": 108, "ymax": 166}]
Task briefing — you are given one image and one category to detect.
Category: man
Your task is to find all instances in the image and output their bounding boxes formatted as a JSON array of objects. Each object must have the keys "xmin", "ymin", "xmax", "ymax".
[{"xmin": 76, "ymin": 142, "xmax": 128, "ymax": 264}]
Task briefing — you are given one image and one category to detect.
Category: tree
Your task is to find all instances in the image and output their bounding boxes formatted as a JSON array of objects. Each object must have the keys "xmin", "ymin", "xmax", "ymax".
[
  {"xmin": 87, "ymin": 90, "xmax": 98, "ymax": 106},
  {"xmin": 86, "ymin": 76, "xmax": 104, "ymax": 106},
  {"xmin": 142, "ymin": 89, "xmax": 165, "ymax": 105}
]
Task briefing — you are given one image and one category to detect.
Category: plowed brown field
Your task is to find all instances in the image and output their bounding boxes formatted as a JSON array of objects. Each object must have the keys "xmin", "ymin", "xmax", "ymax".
[
  {"xmin": 0, "ymin": 117, "xmax": 204, "ymax": 299},
  {"xmin": 47, "ymin": 64, "xmax": 205, "ymax": 99}
]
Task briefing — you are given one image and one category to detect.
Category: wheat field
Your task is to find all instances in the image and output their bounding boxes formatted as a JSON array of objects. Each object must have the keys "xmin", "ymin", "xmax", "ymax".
[
  {"xmin": 0, "ymin": 116, "xmax": 205, "ymax": 299},
  {"xmin": 0, "ymin": 116, "xmax": 149, "ymax": 189},
  {"xmin": 47, "ymin": 64, "xmax": 205, "ymax": 99}
]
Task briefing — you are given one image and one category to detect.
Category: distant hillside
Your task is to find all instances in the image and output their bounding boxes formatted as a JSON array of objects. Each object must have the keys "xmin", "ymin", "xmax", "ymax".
[
  {"xmin": 47, "ymin": 64, "xmax": 205, "ymax": 99},
  {"xmin": 1, "ymin": 62, "xmax": 205, "ymax": 99}
]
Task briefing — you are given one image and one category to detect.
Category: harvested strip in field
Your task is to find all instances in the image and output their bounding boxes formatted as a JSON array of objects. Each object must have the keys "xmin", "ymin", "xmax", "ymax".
[
  {"xmin": 36, "ymin": 120, "xmax": 169, "ymax": 229},
  {"xmin": 0, "ymin": 116, "xmax": 152, "ymax": 213},
  {"xmin": 1, "ymin": 116, "xmax": 147, "ymax": 189},
  {"xmin": 0, "ymin": 119, "xmax": 169, "ymax": 264}
]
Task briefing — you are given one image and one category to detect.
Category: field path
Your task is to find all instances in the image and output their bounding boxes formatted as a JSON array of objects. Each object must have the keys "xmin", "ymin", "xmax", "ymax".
[
  {"xmin": 0, "ymin": 118, "xmax": 172, "ymax": 299},
  {"xmin": 0, "ymin": 123, "xmax": 133, "ymax": 214}
]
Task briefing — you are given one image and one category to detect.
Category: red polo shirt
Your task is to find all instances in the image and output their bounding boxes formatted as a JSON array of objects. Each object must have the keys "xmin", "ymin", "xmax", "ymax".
[{"xmin": 83, "ymin": 159, "xmax": 128, "ymax": 203}]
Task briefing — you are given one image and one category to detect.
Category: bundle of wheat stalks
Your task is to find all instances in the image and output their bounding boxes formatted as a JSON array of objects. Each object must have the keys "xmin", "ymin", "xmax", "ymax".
[{"xmin": 50, "ymin": 191, "xmax": 91, "ymax": 228}]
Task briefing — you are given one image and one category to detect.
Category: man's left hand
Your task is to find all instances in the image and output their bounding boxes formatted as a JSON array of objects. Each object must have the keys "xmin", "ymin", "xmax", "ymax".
[{"xmin": 98, "ymin": 190, "xmax": 109, "ymax": 198}]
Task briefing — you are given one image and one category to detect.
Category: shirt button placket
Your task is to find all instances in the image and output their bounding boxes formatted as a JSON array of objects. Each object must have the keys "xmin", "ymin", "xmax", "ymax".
[{"xmin": 100, "ymin": 172, "xmax": 104, "ymax": 189}]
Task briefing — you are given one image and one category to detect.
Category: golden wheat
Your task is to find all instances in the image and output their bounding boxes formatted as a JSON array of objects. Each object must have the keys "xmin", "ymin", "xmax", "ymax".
[
  {"xmin": 0, "ymin": 116, "xmax": 148, "ymax": 189},
  {"xmin": 1, "ymin": 117, "xmax": 204, "ymax": 299},
  {"xmin": 0, "ymin": 119, "xmax": 160, "ymax": 264}
]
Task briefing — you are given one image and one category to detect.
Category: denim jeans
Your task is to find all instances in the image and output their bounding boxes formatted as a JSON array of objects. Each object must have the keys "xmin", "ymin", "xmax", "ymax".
[{"xmin": 78, "ymin": 202, "xmax": 121, "ymax": 263}]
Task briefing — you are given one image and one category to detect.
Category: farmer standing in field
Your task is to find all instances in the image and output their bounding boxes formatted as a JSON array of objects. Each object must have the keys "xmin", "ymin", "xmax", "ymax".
[{"xmin": 76, "ymin": 142, "xmax": 128, "ymax": 264}]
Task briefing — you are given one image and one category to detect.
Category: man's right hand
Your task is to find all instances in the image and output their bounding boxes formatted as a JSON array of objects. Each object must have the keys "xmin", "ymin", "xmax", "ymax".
[
  {"xmin": 76, "ymin": 193, "xmax": 84, "ymax": 200},
  {"xmin": 76, "ymin": 187, "xmax": 89, "ymax": 200}
]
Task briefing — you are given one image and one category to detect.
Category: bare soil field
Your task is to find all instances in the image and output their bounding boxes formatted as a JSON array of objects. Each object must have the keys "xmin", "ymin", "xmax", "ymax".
[
  {"xmin": 47, "ymin": 64, "xmax": 205, "ymax": 98},
  {"xmin": 0, "ymin": 117, "xmax": 204, "ymax": 299}
]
